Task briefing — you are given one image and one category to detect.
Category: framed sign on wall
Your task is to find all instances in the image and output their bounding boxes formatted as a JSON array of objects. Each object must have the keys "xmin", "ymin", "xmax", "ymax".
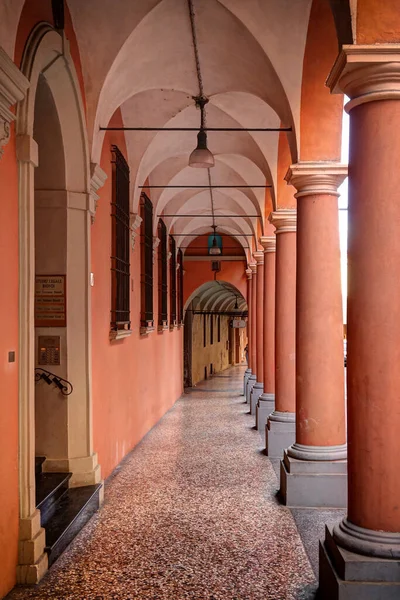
[{"xmin": 35, "ymin": 275, "xmax": 66, "ymax": 327}]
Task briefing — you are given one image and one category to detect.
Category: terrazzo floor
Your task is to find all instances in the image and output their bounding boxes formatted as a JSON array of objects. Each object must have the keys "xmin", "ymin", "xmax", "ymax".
[{"xmin": 8, "ymin": 366, "xmax": 320, "ymax": 600}]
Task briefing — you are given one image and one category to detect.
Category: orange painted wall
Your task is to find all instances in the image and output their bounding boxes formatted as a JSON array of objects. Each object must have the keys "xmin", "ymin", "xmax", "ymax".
[
  {"xmin": 300, "ymin": 0, "xmax": 343, "ymax": 161},
  {"xmin": 184, "ymin": 260, "xmax": 247, "ymax": 307},
  {"xmin": 0, "ymin": 126, "xmax": 19, "ymax": 598},
  {"xmin": 91, "ymin": 110, "xmax": 183, "ymax": 479},
  {"xmin": 277, "ymin": 130, "xmax": 296, "ymax": 209},
  {"xmin": 357, "ymin": 0, "xmax": 400, "ymax": 44}
]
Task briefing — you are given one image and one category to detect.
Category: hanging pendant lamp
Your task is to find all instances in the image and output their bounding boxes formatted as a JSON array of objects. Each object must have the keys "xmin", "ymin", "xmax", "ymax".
[
  {"xmin": 189, "ymin": 97, "xmax": 214, "ymax": 168},
  {"xmin": 209, "ymin": 225, "xmax": 221, "ymax": 256}
]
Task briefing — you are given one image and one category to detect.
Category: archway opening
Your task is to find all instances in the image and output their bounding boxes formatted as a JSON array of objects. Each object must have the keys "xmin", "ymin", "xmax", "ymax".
[{"xmin": 184, "ymin": 281, "xmax": 248, "ymax": 387}]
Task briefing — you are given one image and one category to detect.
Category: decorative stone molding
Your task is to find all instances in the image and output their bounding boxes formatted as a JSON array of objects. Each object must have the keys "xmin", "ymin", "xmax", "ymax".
[
  {"xmin": 285, "ymin": 162, "xmax": 348, "ymax": 199},
  {"xmin": 287, "ymin": 442, "xmax": 347, "ymax": 462},
  {"xmin": 333, "ymin": 517, "xmax": 400, "ymax": 560},
  {"xmin": 269, "ymin": 209, "xmax": 297, "ymax": 234},
  {"xmin": 152, "ymin": 236, "xmax": 160, "ymax": 264},
  {"xmin": 253, "ymin": 251, "xmax": 264, "ymax": 266},
  {"xmin": 327, "ymin": 44, "xmax": 400, "ymax": 112},
  {"xmin": 259, "ymin": 236, "xmax": 276, "ymax": 254},
  {"xmin": 0, "ymin": 47, "xmax": 30, "ymax": 159},
  {"xmin": 130, "ymin": 214, "xmax": 142, "ymax": 250},
  {"xmin": 89, "ymin": 163, "xmax": 107, "ymax": 223},
  {"xmin": 249, "ymin": 262, "xmax": 257, "ymax": 274},
  {"xmin": 245, "ymin": 267, "xmax": 252, "ymax": 280}
]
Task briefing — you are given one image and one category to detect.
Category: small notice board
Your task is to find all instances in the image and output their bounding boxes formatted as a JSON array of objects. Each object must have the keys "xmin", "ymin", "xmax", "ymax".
[{"xmin": 35, "ymin": 275, "xmax": 66, "ymax": 327}]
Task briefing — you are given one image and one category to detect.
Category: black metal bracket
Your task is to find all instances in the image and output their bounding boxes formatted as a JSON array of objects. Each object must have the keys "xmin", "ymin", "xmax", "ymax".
[{"xmin": 35, "ymin": 368, "xmax": 73, "ymax": 396}]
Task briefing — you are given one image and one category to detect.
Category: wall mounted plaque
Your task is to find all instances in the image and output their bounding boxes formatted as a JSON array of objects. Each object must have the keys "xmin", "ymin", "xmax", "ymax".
[{"xmin": 35, "ymin": 275, "xmax": 66, "ymax": 327}]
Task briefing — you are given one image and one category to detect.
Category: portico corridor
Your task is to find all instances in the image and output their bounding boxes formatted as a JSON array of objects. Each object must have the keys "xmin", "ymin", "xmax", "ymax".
[{"xmin": 6, "ymin": 366, "xmax": 332, "ymax": 600}]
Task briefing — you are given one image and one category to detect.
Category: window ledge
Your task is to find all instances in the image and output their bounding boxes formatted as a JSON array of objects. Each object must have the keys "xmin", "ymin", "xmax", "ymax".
[
  {"xmin": 110, "ymin": 329, "xmax": 132, "ymax": 341},
  {"xmin": 140, "ymin": 325, "xmax": 155, "ymax": 336},
  {"xmin": 158, "ymin": 322, "xmax": 169, "ymax": 332},
  {"xmin": 169, "ymin": 323, "xmax": 177, "ymax": 331}
]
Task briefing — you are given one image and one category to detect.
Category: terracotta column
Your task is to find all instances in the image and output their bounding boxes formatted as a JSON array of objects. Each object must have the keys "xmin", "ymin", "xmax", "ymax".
[
  {"xmin": 319, "ymin": 46, "xmax": 400, "ymax": 598},
  {"xmin": 256, "ymin": 236, "xmax": 276, "ymax": 433},
  {"xmin": 243, "ymin": 267, "xmax": 252, "ymax": 396},
  {"xmin": 250, "ymin": 251, "xmax": 264, "ymax": 415},
  {"xmin": 265, "ymin": 210, "xmax": 296, "ymax": 457},
  {"xmin": 246, "ymin": 262, "xmax": 257, "ymax": 402},
  {"xmin": 280, "ymin": 162, "xmax": 347, "ymax": 508}
]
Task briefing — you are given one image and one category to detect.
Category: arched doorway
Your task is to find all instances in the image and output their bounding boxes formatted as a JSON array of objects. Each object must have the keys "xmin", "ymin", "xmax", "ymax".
[
  {"xmin": 183, "ymin": 281, "xmax": 248, "ymax": 387},
  {"xmin": 16, "ymin": 25, "xmax": 101, "ymax": 582}
]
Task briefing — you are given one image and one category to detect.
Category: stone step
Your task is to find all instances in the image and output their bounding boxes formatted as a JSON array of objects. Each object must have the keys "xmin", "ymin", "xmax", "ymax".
[
  {"xmin": 36, "ymin": 472, "xmax": 72, "ymax": 527},
  {"xmin": 45, "ymin": 484, "xmax": 102, "ymax": 566}
]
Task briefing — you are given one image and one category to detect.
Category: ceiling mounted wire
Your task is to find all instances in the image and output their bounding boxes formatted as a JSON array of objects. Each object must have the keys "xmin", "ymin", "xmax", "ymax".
[{"xmin": 187, "ymin": 0, "xmax": 205, "ymax": 101}]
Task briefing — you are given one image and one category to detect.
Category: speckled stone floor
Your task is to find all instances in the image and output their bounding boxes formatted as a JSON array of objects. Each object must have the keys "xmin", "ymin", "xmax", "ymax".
[{"xmin": 8, "ymin": 366, "xmax": 319, "ymax": 600}]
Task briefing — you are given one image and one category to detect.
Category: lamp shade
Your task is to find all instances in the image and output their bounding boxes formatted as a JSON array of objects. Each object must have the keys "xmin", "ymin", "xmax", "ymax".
[{"xmin": 189, "ymin": 130, "xmax": 215, "ymax": 168}]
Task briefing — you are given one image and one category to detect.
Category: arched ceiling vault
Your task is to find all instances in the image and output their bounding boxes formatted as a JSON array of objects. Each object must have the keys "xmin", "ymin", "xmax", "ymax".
[
  {"xmin": 185, "ymin": 281, "xmax": 247, "ymax": 314},
  {"xmin": 62, "ymin": 0, "xmax": 320, "ymax": 248}
]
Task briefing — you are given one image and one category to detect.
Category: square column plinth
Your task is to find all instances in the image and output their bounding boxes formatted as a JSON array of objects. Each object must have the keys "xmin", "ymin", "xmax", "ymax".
[
  {"xmin": 250, "ymin": 384, "xmax": 263, "ymax": 415},
  {"xmin": 319, "ymin": 526, "xmax": 400, "ymax": 599},
  {"xmin": 280, "ymin": 451, "xmax": 347, "ymax": 508},
  {"xmin": 265, "ymin": 416, "xmax": 295, "ymax": 458},
  {"xmin": 256, "ymin": 394, "xmax": 274, "ymax": 433}
]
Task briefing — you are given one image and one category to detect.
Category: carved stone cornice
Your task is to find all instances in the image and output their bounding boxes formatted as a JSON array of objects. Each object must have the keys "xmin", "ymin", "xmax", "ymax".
[
  {"xmin": 89, "ymin": 163, "xmax": 107, "ymax": 223},
  {"xmin": 327, "ymin": 44, "xmax": 400, "ymax": 112},
  {"xmin": 259, "ymin": 236, "xmax": 276, "ymax": 253},
  {"xmin": 285, "ymin": 162, "xmax": 348, "ymax": 199},
  {"xmin": 130, "ymin": 213, "xmax": 142, "ymax": 250},
  {"xmin": 269, "ymin": 209, "xmax": 297, "ymax": 234},
  {"xmin": 0, "ymin": 47, "xmax": 29, "ymax": 159},
  {"xmin": 253, "ymin": 251, "xmax": 264, "ymax": 266}
]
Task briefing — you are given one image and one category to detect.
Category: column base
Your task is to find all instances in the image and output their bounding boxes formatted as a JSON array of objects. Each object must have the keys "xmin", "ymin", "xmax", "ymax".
[
  {"xmin": 43, "ymin": 453, "xmax": 102, "ymax": 487},
  {"xmin": 256, "ymin": 393, "xmax": 275, "ymax": 432},
  {"xmin": 265, "ymin": 411, "xmax": 295, "ymax": 457},
  {"xmin": 250, "ymin": 382, "xmax": 263, "ymax": 415},
  {"xmin": 17, "ymin": 509, "xmax": 48, "ymax": 584},
  {"xmin": 319, "ymin": 526, "xmax": 400, "ymax": 599},
  {"xmin": 280, "ymin": 450, "xmax": 347, "ymax": 508},
  {"xmin": 246, "ymin": 374, "xmax": 256, "ymax": 404},
  {"xmin": 243, "ymin": 368, "xmax": 251, "ymax": 396}
]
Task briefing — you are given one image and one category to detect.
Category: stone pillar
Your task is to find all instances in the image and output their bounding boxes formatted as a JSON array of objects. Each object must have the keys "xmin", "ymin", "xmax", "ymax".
[
  {"xmin": 280, "ymin": 162, "xmax": 347, "ymax": 508},
  {"xmin": 250, "ymin": 251, "xmax": 264, "ymax": 415},
  {"xmin": 265, "ymin": 211, "xmax": 296, "ymax": 457},
  {"xmin": 246, "ymin": 262, "xmax": 257, "ymax": 403},
  {"xmin": 319, "ymin": 45, "xmax": 400, "ymax": 598},
  {"xmin": 243, "ymin": 267, "xmax": 252, "ymax": 396},
  {"xmin": 256, "ymin": 236, "xmax": 276, "ymax": 434}
]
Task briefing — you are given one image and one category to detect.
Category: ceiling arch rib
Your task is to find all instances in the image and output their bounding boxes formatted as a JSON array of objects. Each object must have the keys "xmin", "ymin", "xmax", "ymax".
[
  {"xmin": 185, "ymin": 281, "xmax": 247, "ymax": 314},
  {"xmin": 131, "ymin": 102, "xmax": 273, "ymax": 213},
  {"xmin": 92, "ymin": 0, "xmax": 298, "ymax": 165},
  {"xmin": 151, "ymin": 155, "xmax": 266, "ymax": 226},
  {"xmin": 176, "ymin": 220, "xmax": 252, "ymax": 253}
]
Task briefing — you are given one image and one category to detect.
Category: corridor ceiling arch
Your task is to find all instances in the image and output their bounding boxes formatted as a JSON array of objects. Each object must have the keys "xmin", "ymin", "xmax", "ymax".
[{"xmin": 184, "ymin": 281, "xmax": 247, "ymax": 315}]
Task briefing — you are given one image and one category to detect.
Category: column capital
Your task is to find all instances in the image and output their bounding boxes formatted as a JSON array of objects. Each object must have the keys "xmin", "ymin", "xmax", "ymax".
[
  {"xmin": 253, "ymin": 251, "xmax": 264, "ymax": 266},
  {"xmin": 269, "ymin": 209, "xmax": 297, "ymax": 234},
  {"xmin": 0, "ymin": 47, "xmax": 29, "ymax": 159},
  {"xmin": 249, "ymin": 262, "xmax": 257, "ymax": 274},
  {"xmin": 245, "ymin": 267, "xmax": 252, "ymax": 280},
  {"xmin": 259, "ymin": 236, "xmax": 276, "ymax": 253},
  {"xmin": 327, "ymin": 44, "xmax": 400, "ymax": 112},
  {"xmin": 285, "ymin": 162, "xmax": 348, "ymax": 198}
]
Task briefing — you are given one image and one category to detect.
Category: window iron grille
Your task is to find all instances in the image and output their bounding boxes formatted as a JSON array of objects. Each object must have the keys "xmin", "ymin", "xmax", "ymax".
[
  {"xmin": 110, "ymin": 145, "xmax": 130, "ymax": 331},
  {"xmin": 140, "ymin": 193, "xmax": 154, "ymax": 327},
  {"xmin": 170, "ymin": 235, "xmax": 177, "ymax": 325},
  {"xmin": 158, "ymin": 219, "xmax": 168, "ymax": 325}
]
